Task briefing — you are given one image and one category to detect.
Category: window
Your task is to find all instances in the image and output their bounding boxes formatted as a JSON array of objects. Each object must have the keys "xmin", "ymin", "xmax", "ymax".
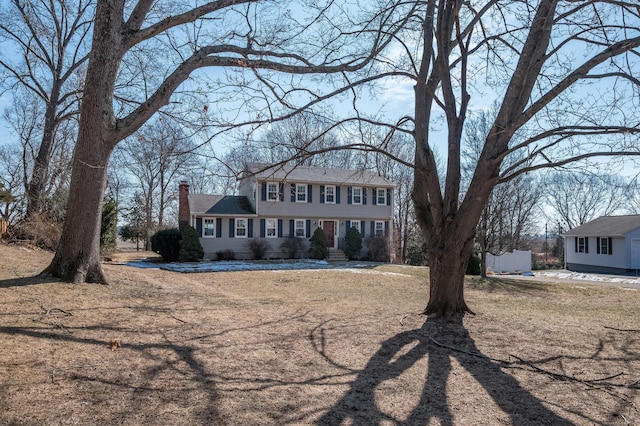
[
  {"xmin": 203, "ymin": 218, "xmax": 215, "ymax": 237},
  {"xmin": 598, "ymin": 237, "xmax": 612, "ymax": 255},
  {"xmin": 375, "ymin": 221, "xmax": 385, "ymax": 237},
  {"xmin": 235, "ymin": 218, "xmax": 247, "ymax": 238},
  {"xmin": 267, "ymin": 183, "xmax": 278, "ymax": 201},
  {"xmin": 325, "ymin": 185, "xmax": 335, "ymax": 204},
  {"xmin": 265, "ymin": 218, "xmax": 277, "ymax": 238},
  {"xmin": 350, "ymin": 220, "xmax": 360, "ymax": 230},
  {"xmin": 377, "ymin": 188, "xmax": 386, "ymax": 205},
  {"xmin": 295, "ymin": 219, "xmax": 306, "ymax": 237},
  {"xmin": 296, "ymin": 184, "xmax": 307, "ymax": 202},
  {"xmin": 577, "ymin": 236, "xmax": 588, "ymax": 253},
  {"xmin": 352, "ymin": 187, "xmax": 362, "ymax": 205}
]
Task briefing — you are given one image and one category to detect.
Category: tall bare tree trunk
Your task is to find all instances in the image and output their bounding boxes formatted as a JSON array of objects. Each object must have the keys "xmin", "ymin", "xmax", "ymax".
[{"xmin": 43, "ymin": 1, "xmax": 124, "ymax": 284}]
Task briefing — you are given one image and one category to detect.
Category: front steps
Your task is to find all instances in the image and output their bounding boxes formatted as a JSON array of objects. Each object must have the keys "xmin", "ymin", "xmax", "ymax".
[{"xmin": 327, "ymin": 248, "xmax": 348, "ymax": 262}]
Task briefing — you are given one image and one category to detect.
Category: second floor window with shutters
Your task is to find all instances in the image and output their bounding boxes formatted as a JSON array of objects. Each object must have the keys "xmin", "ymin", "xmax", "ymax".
[
  {"xmin": 267, "ymin": 183, "xmax": 278, "ymax": 201},
  {"xmin": 353, "ymin": 187, "xmax": 362, "ymax": 204},
  {"xmin": 377, "ymin": 188, "xmax": 386, "ymax": 205},
  {"xmin": 325, "ymin": 185, "xmax": 335, "ymax": 203},
  {"xmin": 296, "ymin": 184, "xmax": 307, "ymax": 202}
]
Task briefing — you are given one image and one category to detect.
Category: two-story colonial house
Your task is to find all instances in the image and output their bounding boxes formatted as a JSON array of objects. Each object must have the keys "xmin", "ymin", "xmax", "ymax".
[{"xmin": 178, "ymin": 163, "xmax": 395, "ymax": 260}]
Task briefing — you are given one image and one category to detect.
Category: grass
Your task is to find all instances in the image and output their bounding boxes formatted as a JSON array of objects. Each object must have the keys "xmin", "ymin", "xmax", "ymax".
[{"xmin": 0, "ymin": 243, "xmax": 639, "ymax": 425}]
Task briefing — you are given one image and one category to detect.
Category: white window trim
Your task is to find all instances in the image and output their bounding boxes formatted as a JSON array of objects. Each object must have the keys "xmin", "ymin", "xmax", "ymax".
[
  {"xmin": 577, "ymin": 236, "xmax": 587, "ymax": 253},
  {"xmin": 235, "ymin": 218, "xmax": 248, "ymax": 238},
  {"xmin": 265, "ymin": 218, "xmax": 278, "ymax": 238},
  {"xmin": 203, "ymin": 218, "xmax": 216, "ymax": 238},
  {"xmin": 350, "ymin": 220, "xmax": 361, "ymax": 230},
  {"xmin": 352, "ymin": 187, "xmax": 362, "ymax": 205},
  {"xmin": 325, "ymin": 185, "xmax": 335, "ymax": 204},
  {"xmin": 267, "ymin": 183, "xmax": 278, "ymax": 201},
  {"xmin": 375, "ymin": 220, "xmax": 385, "ymax": 237},
  {"xmin": 294, "ymin": 219, "xmax": 306, "ymax": 237},
  {"xmin": 377, "ymin": 188, "xmax": 386, "ymax": 205},
  {"xmin": 296, "ymin": 184, "xmax": 307, "ymax": 203}
]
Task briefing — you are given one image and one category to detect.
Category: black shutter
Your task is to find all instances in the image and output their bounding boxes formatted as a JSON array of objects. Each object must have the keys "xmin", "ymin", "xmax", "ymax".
[
  {"xmin": 370, "ymin": 221, "xmax": 375, "ymax": 237},
  {"xmin": 387, "ymin": 189, "xmax": 391, "ymax": 205},
  {"xmin": 385, "ymin": 221, "xmax": 389, "ymax": 236},
  {"xmin": 346, "ymin": 220, "xmax": 351, "ymax": 229},
  {"xmin": 347, "ymin": 187, "xmax": 352, "ymax": 204},
  {"xmin": 308, "ymin": 184, "xmax": 312, "ymax": 203},
  {"xmin": 306, "ymin": 219, "xmax": 311, "ymax": 238},
  {"xmin": 320, "ymin": 185, "xmax": 325, "ymax": 204},
  {"xmin": 360, "ymin": 221, "xmax": 365, "ymax": 237},
  {"xmin": 216, "ymin": 218, "xmax": 222, "ymax": 238},
  {"xmin": 229, "ymin": 218, "xmax": 235, "ymax": 237},
  {"xmin": 196, "ymin": 217, "xmax": 203, "ymax": 237},
  {"xmin": 260, "ymin": 218, "xmax": 266, "ymax": 238},
  {"xmin": 278, "ymin": 219, "xmax": 283, "ymax": 238},
  {"xmin": 248, "ymin": 219, "xmax": 253, "ymax": 238},
  {"xmin": 289, "ymin": 219, "xmax": 295, "ymax": 237},
  {"xmin": 279, "ymin": 183, "xmax": 284, "ymax": 202},
  {"xmin": 597, "ymin": 237, "xmax": 601, "ymax": 254},
  {"xmin": 608, "ymin": 237, "xmax": 613, "ymax": 255},
  {"xmin": 372, "ymin": 188, "xmax": 377, "ymax": 205},
  {"xmin": 585, "ymin": 237, "xmax": 589, "ymax": 253},
  {"xmin": 363, "ymin": 188, "xmax": 367, "ymax": 205},
  {"xmin": 336, "ymin": 187, "xmax": 341, "ymax": 204},
  {"xmin": 291, "ymin": 183, "xmax": 296, "ymax": 202},
  {"xmin": 261, "ymin": 182, "xmax": 267, "ymax": 201},
  {"xmin": 575, "ymin": 237, "xmax": 578, "ymax": 252}
]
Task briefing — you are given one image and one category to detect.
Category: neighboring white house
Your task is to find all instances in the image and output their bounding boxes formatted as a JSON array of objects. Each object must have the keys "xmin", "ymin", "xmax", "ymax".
[
  {"xmin": 563, "ymin": 215, "xmax": 640, "ymax": 275},
  {"xmin": 178, "ymin": 163, "xmax": 395, "ymax": 260}
]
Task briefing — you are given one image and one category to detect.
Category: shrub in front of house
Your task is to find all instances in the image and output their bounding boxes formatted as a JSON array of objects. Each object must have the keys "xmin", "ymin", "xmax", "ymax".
[
  {"xmin": 344, "ymin": 226, "xmax": 362, "ymax": 260},
  {"xmin": 280, "ymin": 236, "xmax": 305, "ymax": 259},
  {"xmin": 246, "ymin": 238, "xmax": 271, "ymax": 260},
  {"xmin": 216, "ymin": 249, "xmax": 236, "ymax": 261},
  {"xmin": 179, "ymin": 225, "xmax": 204, "ymax": 262},
  {"xmin": 365, "ymin": 236, "xmax": 390, "ymax": 262},
  {"xmin": 466, "ymin": 253, "xmax": 481, "ymax": 275},
  {"xmin": 309, "ymin": 227, "xmax": 328, "ymax": 259},
  {"xmin": 151, "ymin": 228, "xmax": 182, "ymax": 262}
]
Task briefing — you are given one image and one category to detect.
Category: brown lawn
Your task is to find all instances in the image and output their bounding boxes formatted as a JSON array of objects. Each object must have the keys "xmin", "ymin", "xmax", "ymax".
[{"xmin": 0, "ymin": 243, "xmax": 638, "ymax": 425}]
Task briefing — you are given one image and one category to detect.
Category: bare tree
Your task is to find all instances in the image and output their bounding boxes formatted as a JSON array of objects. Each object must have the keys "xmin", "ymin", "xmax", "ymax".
[
  {"xmin": 544, "ymin": 171, "xmax": 626, "ymax": 230},
  {"xmin": 45, "ymin": 0, "xmax": 409, "ymax": 283},
  {"xmin": 0, "ymin": 0, "xmax": 93, "ymax": 216},
  {"xmin": 355, "ymin": 1, "xmax": 640, "ymax": 316}
]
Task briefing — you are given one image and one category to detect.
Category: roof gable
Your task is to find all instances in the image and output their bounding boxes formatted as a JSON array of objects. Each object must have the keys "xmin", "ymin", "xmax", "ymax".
[
  {"xmin": 563, "ymin": 215, "xmax": 640, "ymax": 237},
  {"xmin": 243, "ymin": 162, "xmax": 394, "ymax": 187}
]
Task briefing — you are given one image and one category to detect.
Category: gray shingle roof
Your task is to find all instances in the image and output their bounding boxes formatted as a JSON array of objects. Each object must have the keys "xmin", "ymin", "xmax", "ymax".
[
  {"xmin": 188, "ymin": 194, "xmax": 255, "ymax": 215},
  {"xmin": 563, "ymin": 215, "xmax": 640, "ymax": 237},
  {"xmin": 243, "ymin": 162, "xmax": 394, "ymax": 187}
]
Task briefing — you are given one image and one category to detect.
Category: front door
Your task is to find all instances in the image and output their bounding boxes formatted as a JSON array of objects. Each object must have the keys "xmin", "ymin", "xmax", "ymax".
[{"xmin": 323, "ymin": 221, "xmax": 335, "ymax": 248}]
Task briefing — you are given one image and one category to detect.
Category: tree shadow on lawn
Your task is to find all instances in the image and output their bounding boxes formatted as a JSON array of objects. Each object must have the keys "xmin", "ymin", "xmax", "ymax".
[
  {"xmin": 0, "ymin": 325, "xmax": 220, "ymax": 423},
  {"xmin": 316, "ymin": 318, "xmax": 574, "ymax": 425},
  {"xmin": 0, "ymin": 275, "xmax": 58, "ymax": 288}
]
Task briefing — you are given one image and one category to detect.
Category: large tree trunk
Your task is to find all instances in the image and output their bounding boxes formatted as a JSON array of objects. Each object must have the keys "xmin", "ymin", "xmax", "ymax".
[{"xmin": 42, "ymin": 0, "xmax": 124, "ymax": 284}]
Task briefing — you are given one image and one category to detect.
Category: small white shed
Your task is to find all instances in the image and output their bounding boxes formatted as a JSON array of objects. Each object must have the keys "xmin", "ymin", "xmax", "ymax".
[{"xmin": 486, "ymin": 250, "xmax": 532, "ymax": 274}]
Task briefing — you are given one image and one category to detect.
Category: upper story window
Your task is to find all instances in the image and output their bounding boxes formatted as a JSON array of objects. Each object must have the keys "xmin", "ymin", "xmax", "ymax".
[
  {"xmin": 352, "ymin": 187, "xmax": 362, "ymax": 205},
  {"xmin": 375, "ymin": 221, "xmax": 385, "ymax": 237},
  {"xmin": 203, "ymin": 218, "xmax": 215, "ymax": 237},
  {"xmin": 296, "ymin": 184, "xmax": 307, "ymax": 202},
  {"xmin": 265, "ymin": 218, "xmax": 277, "ymax": 238},
  {"xmin": 325, "ymin": 185, "xmax": 335, "ymax": 204},
  {"xmin": 295, "ymin": 219, "xmax": 306, "ymax": 237},
  {"xmin": 236, "ymin": 218, "xmax": 247, "ymax": 238},
  {"xmin": 267, "ymin": 183, "xmax": 278, "ymax": 201},
  {"xmin": 377, "ymin": 188, "xmax": 386, "ymax": 205}
]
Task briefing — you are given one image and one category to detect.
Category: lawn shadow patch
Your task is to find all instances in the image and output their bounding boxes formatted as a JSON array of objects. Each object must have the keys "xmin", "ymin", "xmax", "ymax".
[{"xmin": 316, "ymin": 318, "xmax": 573, "ymax": 425}]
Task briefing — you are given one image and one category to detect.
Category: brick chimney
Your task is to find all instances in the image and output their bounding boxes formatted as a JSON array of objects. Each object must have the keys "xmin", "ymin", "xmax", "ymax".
[{"xmin": 178, "ymin": 181, "xmax": 190, "ymax": 231}]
